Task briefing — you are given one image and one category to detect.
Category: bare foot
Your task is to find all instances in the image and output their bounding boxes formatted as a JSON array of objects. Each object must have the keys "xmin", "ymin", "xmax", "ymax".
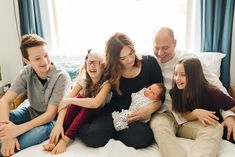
[
  {"xmin": 43, "ymin": 143, "xmax": 56, "ymax": 151},
  {"xmin": 51, "ymin": 136, "xmax": 71, "ymax": 154}
]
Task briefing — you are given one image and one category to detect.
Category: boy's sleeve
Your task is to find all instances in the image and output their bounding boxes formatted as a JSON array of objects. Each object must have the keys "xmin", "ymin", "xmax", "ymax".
[{"xmin": 9, "ymin": 69, "xmax": 27, "ymax": 94}]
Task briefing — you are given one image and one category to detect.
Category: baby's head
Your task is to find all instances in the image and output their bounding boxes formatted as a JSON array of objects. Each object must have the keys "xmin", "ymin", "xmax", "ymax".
[{"xmin": 144, "ymin": 83, "xmax": 165, "ymax": 100}]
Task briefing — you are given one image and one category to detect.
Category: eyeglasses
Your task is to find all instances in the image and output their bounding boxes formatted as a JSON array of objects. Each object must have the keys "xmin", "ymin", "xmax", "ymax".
[{"xmin": 86, "ymin": 60, "xmax": 101, "ymax": 66}]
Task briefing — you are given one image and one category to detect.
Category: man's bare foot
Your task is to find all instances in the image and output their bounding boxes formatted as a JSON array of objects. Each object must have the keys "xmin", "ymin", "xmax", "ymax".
[
  {"xmin": 51, "ymin": 136, "xmax": 71, "ymax": 154},
  {"xmin": 43, "ymin": 143, "xmax": 56, "ymax": 151}
]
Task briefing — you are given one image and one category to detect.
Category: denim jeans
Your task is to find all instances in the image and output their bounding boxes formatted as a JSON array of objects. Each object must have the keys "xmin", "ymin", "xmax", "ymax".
[{"xmin": 0, "ymin": 104, "xmax": 55, "ymax": 156}]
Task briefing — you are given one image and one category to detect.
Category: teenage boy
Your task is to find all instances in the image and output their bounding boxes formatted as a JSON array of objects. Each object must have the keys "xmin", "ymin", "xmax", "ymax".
[{"xmin": 0, "ymin": 34, "xmax": 71, "ymax": 156}]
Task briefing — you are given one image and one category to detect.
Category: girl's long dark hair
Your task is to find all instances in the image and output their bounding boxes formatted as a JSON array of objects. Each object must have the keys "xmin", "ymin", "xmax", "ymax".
[
  {"xmin": 83, "ymin": 49, "xmax": 108, "ymax": 98},
  {"xmin": 170, "ymin": 58, "xmax": 210, "ymax": 113}
]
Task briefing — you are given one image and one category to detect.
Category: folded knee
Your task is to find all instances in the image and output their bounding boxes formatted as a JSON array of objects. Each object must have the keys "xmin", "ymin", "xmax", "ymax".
[
  {"xmin": 79, "ymin": 126, "xmax": 113, "ymax": 148},
  {"xmin": 83, "ymin": 136, "xmax": 110, "ymax": 148},
  {"xmin": 151, "ymin": 122, "xmax": 173, "ymax": 134}
]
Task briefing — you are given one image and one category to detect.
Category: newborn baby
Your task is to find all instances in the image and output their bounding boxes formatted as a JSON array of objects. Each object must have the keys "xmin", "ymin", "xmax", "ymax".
[{"xmin": 112, "ymin": 83, "xmax": 165, "ymax": 131}]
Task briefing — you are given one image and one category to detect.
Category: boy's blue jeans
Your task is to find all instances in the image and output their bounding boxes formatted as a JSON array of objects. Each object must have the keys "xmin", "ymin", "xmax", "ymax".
[{"xmin": 0, "ymin": 105, "xmax": 55, "ymax": 156}]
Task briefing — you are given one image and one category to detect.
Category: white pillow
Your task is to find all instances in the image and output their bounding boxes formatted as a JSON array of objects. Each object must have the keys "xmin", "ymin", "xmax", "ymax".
[{"xmin": 195, "ymin": 52, "xmax": 226, "ymax": 78}]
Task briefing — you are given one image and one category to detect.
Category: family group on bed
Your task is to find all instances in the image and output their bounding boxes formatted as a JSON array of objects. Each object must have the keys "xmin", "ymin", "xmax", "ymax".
[{"xmin": 0, "ymin": 27, "xmax": 235, "ymax": 157}]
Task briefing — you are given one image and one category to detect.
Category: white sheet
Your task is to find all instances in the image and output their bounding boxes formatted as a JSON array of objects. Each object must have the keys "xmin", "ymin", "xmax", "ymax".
[{"xmin": 13, "ymin": 138, "xmax": 235, "ymax": 157}]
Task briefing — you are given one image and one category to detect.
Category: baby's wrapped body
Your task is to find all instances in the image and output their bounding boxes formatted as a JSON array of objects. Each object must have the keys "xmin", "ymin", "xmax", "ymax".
[{"xmin": 112, "ymin": 88, "xmax": 155, "ymax": 131}]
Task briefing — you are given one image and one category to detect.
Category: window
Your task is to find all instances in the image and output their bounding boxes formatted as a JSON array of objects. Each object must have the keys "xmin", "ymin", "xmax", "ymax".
[{"xmin": 41, "ymin": 0, "xmax": 187, "ymax": 58}]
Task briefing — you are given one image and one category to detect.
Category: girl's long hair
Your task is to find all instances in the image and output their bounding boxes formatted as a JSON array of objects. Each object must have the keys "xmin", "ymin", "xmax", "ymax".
[
  {"xmin": 104, "ymin": 32, "xmax": 141, "ymax": 95},
  {"xmin": 170, "ymin": 58, "xmax": 210, "ymax": 113}
]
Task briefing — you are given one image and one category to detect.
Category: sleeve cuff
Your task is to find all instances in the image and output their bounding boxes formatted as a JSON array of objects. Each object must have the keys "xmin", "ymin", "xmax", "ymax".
[{"xmin": 221, "ymin": 109, "xmax": 235, "ymax": 119}]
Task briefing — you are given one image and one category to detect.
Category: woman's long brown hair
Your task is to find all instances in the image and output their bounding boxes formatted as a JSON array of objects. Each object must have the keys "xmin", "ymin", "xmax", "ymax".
[{"xmin": 104, "ymin": 32, "xmax": 141, "ymax": 95}]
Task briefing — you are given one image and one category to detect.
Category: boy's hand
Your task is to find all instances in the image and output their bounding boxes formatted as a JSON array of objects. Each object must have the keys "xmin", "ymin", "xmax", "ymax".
[
  {"xmin": 0, "ymin": 121, "xmax": 21, "ymax": 139},
  {"xmin": 1, "ymin": 138, "xmax": 20, "ymax": 157}
]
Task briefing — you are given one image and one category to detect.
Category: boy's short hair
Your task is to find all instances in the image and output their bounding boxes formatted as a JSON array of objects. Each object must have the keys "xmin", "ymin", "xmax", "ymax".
[{"xmin": 20, "ymin": 34, "xmax": 47, "ymax": 59}]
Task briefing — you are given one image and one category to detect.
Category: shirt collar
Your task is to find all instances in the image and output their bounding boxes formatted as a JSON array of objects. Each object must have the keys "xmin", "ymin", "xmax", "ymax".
[{"xmin": 32, "ymin": 62, "xmax": 56, "ymax": 81}]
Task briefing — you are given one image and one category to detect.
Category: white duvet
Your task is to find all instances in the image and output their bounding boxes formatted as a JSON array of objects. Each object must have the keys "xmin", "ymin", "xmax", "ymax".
[{"xmin": 13, "ymin": 138, "xmax": 235, "ymax": 157}]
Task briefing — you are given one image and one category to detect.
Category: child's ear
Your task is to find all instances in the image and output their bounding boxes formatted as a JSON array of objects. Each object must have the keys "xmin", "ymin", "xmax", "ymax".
[
  {"xmin": 23, "ymin": 58, "xmax": 30, "ymax": 65},
  {"xmin": 100, "ymin": 61, "xmax": 106, "ymax": 69}
]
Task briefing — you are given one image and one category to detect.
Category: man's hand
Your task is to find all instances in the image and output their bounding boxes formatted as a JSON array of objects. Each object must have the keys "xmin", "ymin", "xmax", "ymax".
[
  {"xmin": 0, "ymin": 121, "xmax": 21, "ymax": 140},
  {"xmin": 1, "ymin": 138, "xmax": 20, "ymax": 157},
  {"xmin": 222, "ymin": 116, "xmax": 235, "ymax": 141}
]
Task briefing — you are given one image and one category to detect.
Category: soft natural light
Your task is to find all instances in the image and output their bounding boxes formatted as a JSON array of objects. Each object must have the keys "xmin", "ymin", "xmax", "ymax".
[{"xmin": 44, "ymin": 0, "xmax": 187, "ymax": 57}]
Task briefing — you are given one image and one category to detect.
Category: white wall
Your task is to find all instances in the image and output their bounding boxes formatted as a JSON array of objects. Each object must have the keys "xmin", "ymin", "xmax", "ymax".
[
  {"xmin": 0, "ymin": 0, "xmax": 23, "ymax": 85},
  {"xmin": 230, "ymin": 11, "xmax": 235, "ymax": 87}
]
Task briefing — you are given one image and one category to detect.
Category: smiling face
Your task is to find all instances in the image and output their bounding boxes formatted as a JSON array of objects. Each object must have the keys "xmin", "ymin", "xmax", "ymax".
[
  {"xmin": 174, "ymin": 63, "xmax": 186, "ymax": 89},
  {"xmin": 153, "ymin": 28, "xmax": 176, "ymax": 63},
  {"xmin": 119, "ymin": 46, "xmax": 136, "ymax": 69},
  {"xmin": 85, "ymin": 53, "xmax": 104, "ymax": 81},
  {"xmin": 24, "ymin": 45, "xmax": 51, "ymax": 78}
]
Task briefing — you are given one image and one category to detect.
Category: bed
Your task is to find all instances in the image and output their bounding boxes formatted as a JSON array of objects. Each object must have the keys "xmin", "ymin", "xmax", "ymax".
[
  {"xmin": 13, "ymin": 138, "xmax": 235, "ymax": 157},
  {"xmin": 10, "ymin": 52, "xmax": 235, "ymax": 156}
]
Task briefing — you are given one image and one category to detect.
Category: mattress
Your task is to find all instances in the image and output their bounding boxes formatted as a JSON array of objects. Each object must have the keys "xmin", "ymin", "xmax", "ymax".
[{"xmin": 13, "ymin": 138, "xmax": 235, "ymax": 157}]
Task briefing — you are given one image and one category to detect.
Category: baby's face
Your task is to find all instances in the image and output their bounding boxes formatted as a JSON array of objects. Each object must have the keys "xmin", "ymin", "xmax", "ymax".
[{"xmin": 144, "ymin": 84, "xmax": 160, "ymax": 100}]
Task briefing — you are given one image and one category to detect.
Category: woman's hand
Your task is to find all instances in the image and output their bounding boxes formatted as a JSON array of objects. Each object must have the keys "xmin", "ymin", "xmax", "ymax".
[
  {"xmin": 127, "ymin": 105, "xmax": 152, "ymax": 123},
  {"xmin": 193, "ymin": 109, "xmax": 219, "ymax": 126}
]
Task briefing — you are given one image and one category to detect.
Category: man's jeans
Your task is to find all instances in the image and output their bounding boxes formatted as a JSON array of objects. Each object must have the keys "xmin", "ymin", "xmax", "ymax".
[{"xmin": 0, "ymin": 105, "xmax": 55, "ymax": 156}]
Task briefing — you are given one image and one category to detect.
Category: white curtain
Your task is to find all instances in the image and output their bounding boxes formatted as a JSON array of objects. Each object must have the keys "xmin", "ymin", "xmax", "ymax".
[
  {"xmin": 185, "ymin": 0, "xmax": 201, "ymax": 52},
  {"xmin": 40, "ymin": 0, "xmax": 190, "ymax": 57}
]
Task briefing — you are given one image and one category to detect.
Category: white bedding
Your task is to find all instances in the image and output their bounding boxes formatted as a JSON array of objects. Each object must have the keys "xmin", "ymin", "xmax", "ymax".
[{"xmin": 13, "ymin": 138, "xmax": 235, "ymax": 157}]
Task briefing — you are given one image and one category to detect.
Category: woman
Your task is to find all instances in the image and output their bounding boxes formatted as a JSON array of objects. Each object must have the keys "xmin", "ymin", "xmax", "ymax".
[{"xmin": 78, "ymin": 32, "xmax": 164, "ymax": 148}]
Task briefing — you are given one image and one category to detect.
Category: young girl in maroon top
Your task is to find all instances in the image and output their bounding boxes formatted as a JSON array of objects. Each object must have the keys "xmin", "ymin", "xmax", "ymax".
[
  {"xmin": 170, "ymin": 58, "xmax": 235, "ymax": 142},
  {"xmin": 43, "ymin": 50, "xmax": 111, "ymax": 154}
]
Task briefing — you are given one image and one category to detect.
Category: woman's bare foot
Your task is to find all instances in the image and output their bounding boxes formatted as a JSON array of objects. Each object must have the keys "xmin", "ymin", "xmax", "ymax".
[
  {"xmin": 51, "ymin": 136, "xmax": 71, "ymax": 154},
  {"xmin": 43, "ymin": 143, "xmax": 56, "ymax": 151}
]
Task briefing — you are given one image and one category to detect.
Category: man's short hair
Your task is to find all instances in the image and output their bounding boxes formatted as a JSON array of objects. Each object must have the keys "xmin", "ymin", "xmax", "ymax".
[{"xmin": 20, "ymin": 34, "xmax": 47, "ymax": 59}]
